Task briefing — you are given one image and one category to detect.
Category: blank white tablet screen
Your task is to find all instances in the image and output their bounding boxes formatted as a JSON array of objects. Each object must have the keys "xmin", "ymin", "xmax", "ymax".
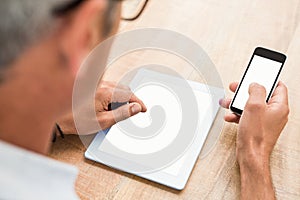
[{"xmin": 98, "ymin": 81, "xmax": 211, "ymax": 176}]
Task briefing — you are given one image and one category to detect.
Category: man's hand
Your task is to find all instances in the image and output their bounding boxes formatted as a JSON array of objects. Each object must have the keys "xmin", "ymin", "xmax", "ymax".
[
  {"xmin": 220, "ymin": 81, "xmax": 289, "ymax": 200},
  {"xmin": 56, "ymin": 81, "xmax": 147, "ymax": 135}
]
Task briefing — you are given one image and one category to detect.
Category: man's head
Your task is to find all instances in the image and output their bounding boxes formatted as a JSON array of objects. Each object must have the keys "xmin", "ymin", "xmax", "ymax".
[
  {"xmin": 1, "ymin": 0, "xmax": 120, "ymax": 60},
  {"xmin": 0, "ymin": 0, "xmax": 121, "ymax": 153},
  {"xmin": 0, "ymin": 0, "xmax": 121, "ymax": 110}
]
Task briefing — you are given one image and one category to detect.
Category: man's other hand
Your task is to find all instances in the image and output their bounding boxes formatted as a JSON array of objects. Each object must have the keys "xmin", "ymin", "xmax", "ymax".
[
  {"xmin": 220, "ymin": 81, "xmax": 289, "ymax": 159},
  {"xmin": 220, "ymin": 81, "xmax": 289, "ymax": 200},
  {"xmin": 56, "ymin": 81, "xmax": 147, "ymax": 135}
]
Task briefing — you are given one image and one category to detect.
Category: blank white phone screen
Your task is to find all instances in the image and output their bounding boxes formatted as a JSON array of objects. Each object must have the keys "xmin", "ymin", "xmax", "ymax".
[{"xmin": 232, "ymin": 55, "xmax": 282, "ymax": 111}]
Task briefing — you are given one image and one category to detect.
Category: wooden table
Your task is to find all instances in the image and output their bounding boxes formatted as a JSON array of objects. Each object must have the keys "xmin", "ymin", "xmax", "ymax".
[{"xmin": 50, "ymin": 0, "xmax": 300, "ymax": 199}]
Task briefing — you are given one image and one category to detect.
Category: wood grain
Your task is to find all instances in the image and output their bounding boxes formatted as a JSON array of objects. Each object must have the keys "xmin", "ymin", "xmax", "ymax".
[{"xmin": 50, "ymin": 0, "xmax": 300, "ymax": 199}]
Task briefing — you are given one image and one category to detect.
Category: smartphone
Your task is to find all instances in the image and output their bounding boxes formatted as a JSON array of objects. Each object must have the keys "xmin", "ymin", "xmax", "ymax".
[{"xmin": 230, "ymin": 47, "xmax": 286, "ymax": 115}]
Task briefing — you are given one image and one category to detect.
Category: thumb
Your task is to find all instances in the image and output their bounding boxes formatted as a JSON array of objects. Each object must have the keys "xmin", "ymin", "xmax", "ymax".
[
  {"xmin": 245, "ymin": 83, "xmax": 267, "ymax": 109},
  {"xmin": 248, "ymin": 83, "xmax": 266, "ymax": 100},
  {"xmin": 113, "ymin": 103, "xmax": 142, "ymax": 123}
]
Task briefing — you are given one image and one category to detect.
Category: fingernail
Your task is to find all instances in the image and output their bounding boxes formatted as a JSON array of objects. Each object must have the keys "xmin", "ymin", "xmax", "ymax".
[
  {"xmin": 250, "ymin": 82, "xmax": 259, "ymax": 87},
  {"xmin": 131, "ymin": 103, "xmax": 142, "ymax": 114},
  {"xmin": 219, "ymin": 99, "xmax": 223, "ymax": 106}
]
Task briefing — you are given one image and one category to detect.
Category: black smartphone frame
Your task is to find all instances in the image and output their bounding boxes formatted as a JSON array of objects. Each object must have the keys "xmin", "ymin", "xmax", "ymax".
[{"xmin": 230, "ymin": 47, "xmax": 287, "ymax": 115}]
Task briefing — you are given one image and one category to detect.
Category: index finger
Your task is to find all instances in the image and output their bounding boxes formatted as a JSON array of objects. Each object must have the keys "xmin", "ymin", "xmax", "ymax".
[
  {"xmin": 128, "ymin": 93, "xmax": 147, "ymax": 112},
  {"xmin": 229, "ymin": 82, "xmax": 239, "ymax": 93},
  {"xmin": 111, "ymin": 88, "xmax": 147, "ymax": 112},
  {"xmin": 100, "ymin": 81, "xmax": 131, "ymax": 91}
]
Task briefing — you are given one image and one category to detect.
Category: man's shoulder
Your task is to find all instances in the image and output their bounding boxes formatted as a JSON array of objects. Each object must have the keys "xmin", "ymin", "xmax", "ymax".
[{"xmin": 0, "ymin": 140, "xmax": 79, "ymax": 200}]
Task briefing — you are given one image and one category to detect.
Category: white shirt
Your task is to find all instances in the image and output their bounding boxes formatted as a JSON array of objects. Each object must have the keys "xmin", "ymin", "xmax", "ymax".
[{"xmin": 0, "ymin": 140, "xmax": 79, "ymax": 200}]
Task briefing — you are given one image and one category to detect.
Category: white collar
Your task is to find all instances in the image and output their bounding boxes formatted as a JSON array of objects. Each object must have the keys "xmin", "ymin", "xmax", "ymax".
[{"xmin": 0, "ymin": 140, "xmax": 79, "ymax": 200}]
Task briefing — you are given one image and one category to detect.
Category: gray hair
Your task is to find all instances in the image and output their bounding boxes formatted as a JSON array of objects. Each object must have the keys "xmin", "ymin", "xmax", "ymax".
[
  {"xmin": 0, "ymin": 0, "xmax": 119, "ymax": 73},
  {"xmin": 0, "ymin": 0, "xmax": 69, "ymax": 68}
]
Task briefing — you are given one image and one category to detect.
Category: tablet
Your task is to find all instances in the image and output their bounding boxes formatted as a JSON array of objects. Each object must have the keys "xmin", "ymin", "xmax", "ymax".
[{"xmin": 85, "ymin": 69, "xmax": 224, "ymax": 190}]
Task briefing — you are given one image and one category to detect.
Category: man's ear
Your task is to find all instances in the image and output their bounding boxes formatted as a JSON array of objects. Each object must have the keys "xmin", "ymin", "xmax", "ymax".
[{"xmin": 57, "ymin": 0, "xmax": 107, "ymax": 75}]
